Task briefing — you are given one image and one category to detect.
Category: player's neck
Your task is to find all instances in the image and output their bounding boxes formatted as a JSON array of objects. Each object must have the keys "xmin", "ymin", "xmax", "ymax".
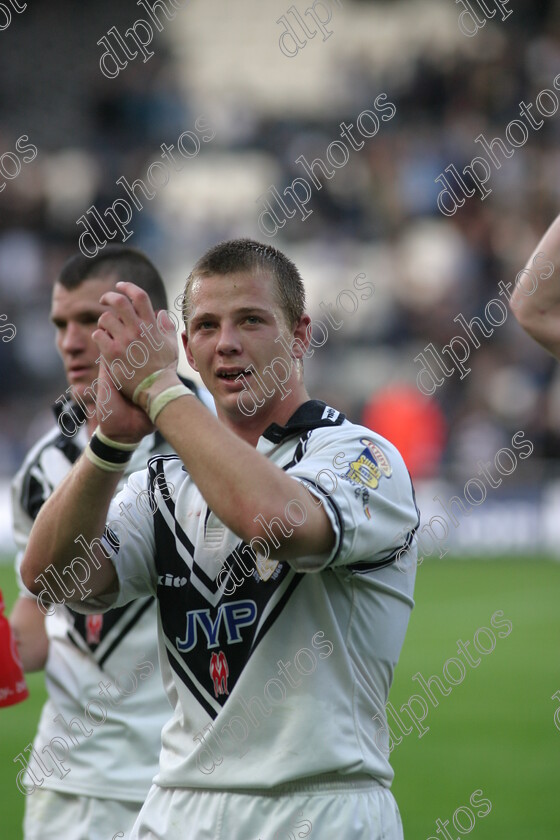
[{"xmin": 219, "ymin": 384, "xmax": 311, "ymax": 447}]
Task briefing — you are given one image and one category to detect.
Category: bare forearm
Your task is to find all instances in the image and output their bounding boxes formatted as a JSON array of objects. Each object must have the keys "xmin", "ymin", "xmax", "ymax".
[
  {"xmin": 511, "ymin": 216, "xmax": 560, "ymax": 352},
  {"xmin": 20, "ymin": 456, "xmax": 121, "ymax": 600},
  {"xmin": 10, "ymin": 597, "xmax": 48, "ymax": 672}
]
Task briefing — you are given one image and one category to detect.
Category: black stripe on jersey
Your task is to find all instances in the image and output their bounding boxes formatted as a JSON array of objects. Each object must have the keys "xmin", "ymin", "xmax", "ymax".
[
  {"xmin": 410, "ymin": 474, "xmax": 421, "ymax": 531},
  {"xmin": 214, "ymin": 542, "xmax": 252, "ymax": 585},
  {"xmin": 148, "ymin": 454, "xmax": 178, "ymax": 505},
  {"xmin": 147, "ymin": 455, "xmax": 221, "ymax": 594},
  {"xmin": 147, "ymin": 443, "xmax": 313, "ymax": 600},
  {"xmin": 163, "ymin": 503, "xmax": 217, "ymax": 593},
  {"xmin": 147, "ymin": 455, "xmax": 183, "ymax": 530},
  {"xmin": 292, "ymin": 476, "xmax": 345, "ymax": 567},
  {"xmin": 216, "ymin": 537, "xmax": 297, "ymax": 599},
  {"xmin": 64, "ymin": 597, "xmax": 155, "ymax": 664},
  {"xmin": 54, "ymin": 435, "xmax": 82, "ymax": 462},
  {"xmin": 347, "ymin": 476, "xmax": 422, "ymax": 574},
  {"xmin": 167, "ymin": 648, "xmax": 217, "ymax": 719},
  {"xmin": 347, "ymin": 527, "xmax": 419, "ymax": 574},
  {"xmin": 179, "ymin": 375, "xmax": 200, "ymax": 402},
  {"xmin": 346, "ymin": 471, "xmax": 420, "ymax": 575},
  {"xmin": 171, "ymin": 520, "xmax": 199, "ymax": 581},
  {"xmin": 20, "ymin": 434, "xmax": 82, "ymax": 520},
  {"xmin": 22, "ymin": 473, "xmax": 53, "ymax": 521},
  {"xmin": 281, "ymin": 432, "xmax": 310, "ymax": 471},
  {"xmin": 98, "ymin": 597, "xmax": 155, "ymax": 668},
  {"xmin": 250, "ymin": 572, "xmax": 304, "ymax": 654},
  {"xmin": 66, "ymin": 630, "xmax": 87, "ymax": 656},
  {"xmin": 193, "ymin": 432, "xmax": 309, "ymax": 575}
]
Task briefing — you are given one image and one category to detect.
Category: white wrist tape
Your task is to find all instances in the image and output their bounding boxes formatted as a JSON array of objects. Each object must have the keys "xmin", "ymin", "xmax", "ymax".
[
  {"xmin": 132, "ymin": 368, "xmax": 170, "ymax": 405},
  {"xmin": 147, "ymin": 384, "xmax": 194, "ymax": 423}
]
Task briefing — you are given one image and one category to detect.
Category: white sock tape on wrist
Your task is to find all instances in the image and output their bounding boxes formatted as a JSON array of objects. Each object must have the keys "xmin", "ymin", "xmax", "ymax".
[
  {"xmin": 95, "ymin": 427, "xmax": 140, "ymax": 451},
  {"xmin": 84, "ymin": 443, "xmax": 130, "ymax": 473},
  {"xmin": 148, "ymin": 384, "xmax": 194, "ymax": 423},
  {"xmin": 132, "ymin": 369, "xmax": 169, "ymax": 405}
]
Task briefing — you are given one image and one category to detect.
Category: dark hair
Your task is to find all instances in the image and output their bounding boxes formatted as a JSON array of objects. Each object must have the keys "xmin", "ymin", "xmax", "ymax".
[
  {"xmin": 57, "ymin": 246, "xmax": 168, "ymax": 310},
  {"xmin": 183, "ymin": 238, "xmax": 306, "ymax": 328}
]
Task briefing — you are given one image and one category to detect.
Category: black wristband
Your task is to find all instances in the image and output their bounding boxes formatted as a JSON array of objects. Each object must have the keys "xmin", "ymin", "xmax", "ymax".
[{"xmin": 89, "ymin": 433, "xmax": 133, "ymax": 466}]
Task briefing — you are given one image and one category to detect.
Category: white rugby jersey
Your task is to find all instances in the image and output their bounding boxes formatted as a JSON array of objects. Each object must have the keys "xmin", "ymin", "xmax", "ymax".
[
  {"xmin": 74, "ymin": 400, "xmax": 419, "ymax": 791},
  {"xmin": 12, "ymin": 381, "xmax": 213, "ymax": 802}
]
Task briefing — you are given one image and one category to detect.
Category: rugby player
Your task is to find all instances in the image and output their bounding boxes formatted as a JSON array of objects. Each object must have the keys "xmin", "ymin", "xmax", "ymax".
[
  {"xmin": 11, "ymin": 246, "xmax": 212, "ymax": 840},
  {"xmin": 510, "ymin": 213, "xmax": 560, "ymax": 355},
  {"xmin": 21, "ymin": 239, "xmax": 419, "ymax": 839}
]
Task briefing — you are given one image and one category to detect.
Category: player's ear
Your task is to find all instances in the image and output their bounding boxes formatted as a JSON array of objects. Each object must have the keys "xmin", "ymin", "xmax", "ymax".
[
  {"xmin": 291, "ymin": 313, "xmax": 312, "ymax": 359},
  {"xmin": 182, "ymin": 330, "xmax": 199, "ymax": 372}
]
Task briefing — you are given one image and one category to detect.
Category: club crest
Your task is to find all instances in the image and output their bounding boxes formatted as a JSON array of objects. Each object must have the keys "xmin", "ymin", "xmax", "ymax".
[
  {"xmin": 210, "ymin": 650, "xmax": 229, "ymax": 697},
  {"xmin": 342, "ymin": 438, "xmax": 392, "ymax": 491},
  {"xmin": 86, "ymin": 614, "xmax": 103, "ymax": 645},
  {"xmin": 254, "ymin": 552, "xmax": 281, "ymax": 582}
]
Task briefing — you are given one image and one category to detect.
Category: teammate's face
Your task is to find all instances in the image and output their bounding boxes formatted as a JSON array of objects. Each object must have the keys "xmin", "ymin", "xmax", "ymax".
[
  {"xmin": 51, "ymin": 277, "xmax": 117, "ymax": 407},
  {"xmin": 183, "ymin": 270, "xmax": 310, "ymax": 426}
]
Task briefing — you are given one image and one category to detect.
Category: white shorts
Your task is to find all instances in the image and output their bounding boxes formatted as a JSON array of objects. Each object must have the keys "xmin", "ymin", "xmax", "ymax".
[
  {"xmin": 129, "ymin": 774, "xmax": 404, "ymax": 840},
  {"xmin": 23, "ymin": 788, "xmax": 142, "ymax": 840}
]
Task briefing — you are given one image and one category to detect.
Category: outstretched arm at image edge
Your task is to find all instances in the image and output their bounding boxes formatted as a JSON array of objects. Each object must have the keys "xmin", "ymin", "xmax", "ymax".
[
  {"xmin": 511, "ymin": 215, "xmax": 560, "ymax": 357},
  {"xmin": 9, "ymin": 596, "xmax": 48, "ymax": 672}
]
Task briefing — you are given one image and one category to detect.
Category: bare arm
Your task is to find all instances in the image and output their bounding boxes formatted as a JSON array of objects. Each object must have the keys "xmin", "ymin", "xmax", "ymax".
[
  {"xmin": 19, "ymin": 365, "xmax": 153, "ymax": 603},
  {"xmin": 510, "ymin": 216, "xmax": 559, "ymax": 356},
  {"xmin": 20, "ymin": 451, "xmax": 122, "ymax": 602},
  {"xmin": 9, "ymin": 597, "xmax": 48, "ymax": 672},
  {"xmin": 139, "ymin": 389, "xmax": 334, "ymax": 562}
]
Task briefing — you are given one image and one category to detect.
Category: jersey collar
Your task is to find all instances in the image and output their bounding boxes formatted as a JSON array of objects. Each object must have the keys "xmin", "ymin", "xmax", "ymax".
[
  {"xmin": 261, "ymin": 400, "xmax": 345, "ymax": 444},
  {"xmin": 52, "ymin": 396, "xmax": 87, "ymax": 434}
]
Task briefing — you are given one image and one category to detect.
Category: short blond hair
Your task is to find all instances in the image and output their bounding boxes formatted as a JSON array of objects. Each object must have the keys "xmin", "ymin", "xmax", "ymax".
[{"xmin": 182, "ymin": 239, "xmax": 306, "ymax": 330}]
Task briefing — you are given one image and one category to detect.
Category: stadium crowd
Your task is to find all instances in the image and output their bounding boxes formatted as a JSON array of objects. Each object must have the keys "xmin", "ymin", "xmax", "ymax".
[{"xmin": 0, "ymin": 0, "xmax": 559, "ymax": 486}]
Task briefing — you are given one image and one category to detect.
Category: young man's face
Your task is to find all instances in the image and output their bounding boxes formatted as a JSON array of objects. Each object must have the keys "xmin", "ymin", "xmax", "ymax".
[
  {"xmin": 183, "ymin": 270, "xmax": 309, "ymax": 423},
  {"xmin": 50, "ymin": 276, "xmax": 116, "ymax": 408}
]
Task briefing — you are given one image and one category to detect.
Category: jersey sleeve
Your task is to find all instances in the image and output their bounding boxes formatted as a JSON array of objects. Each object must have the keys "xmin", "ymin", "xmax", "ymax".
[{"xmin": 286, "ymin": 424, "xmax": 419, "ymax": 572}]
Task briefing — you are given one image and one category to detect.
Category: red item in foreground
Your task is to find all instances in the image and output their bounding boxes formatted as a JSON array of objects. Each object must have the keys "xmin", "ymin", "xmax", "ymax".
[{"xmin": 0, "ymin": 588, "xmax": 29, "ymax": 707}]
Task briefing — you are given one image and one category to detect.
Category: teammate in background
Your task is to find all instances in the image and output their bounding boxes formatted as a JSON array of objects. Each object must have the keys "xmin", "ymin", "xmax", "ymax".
[
  {"xmin": 510, "ymin": 214, "xmax": 559, "ymax": 353},
  {"xmin": 11, "ymin": 246, "xmax": 213, "ymax": 840},
  {"xmin": 22, "ymin": 239, "xmax": 419, "ymax": 840}
]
